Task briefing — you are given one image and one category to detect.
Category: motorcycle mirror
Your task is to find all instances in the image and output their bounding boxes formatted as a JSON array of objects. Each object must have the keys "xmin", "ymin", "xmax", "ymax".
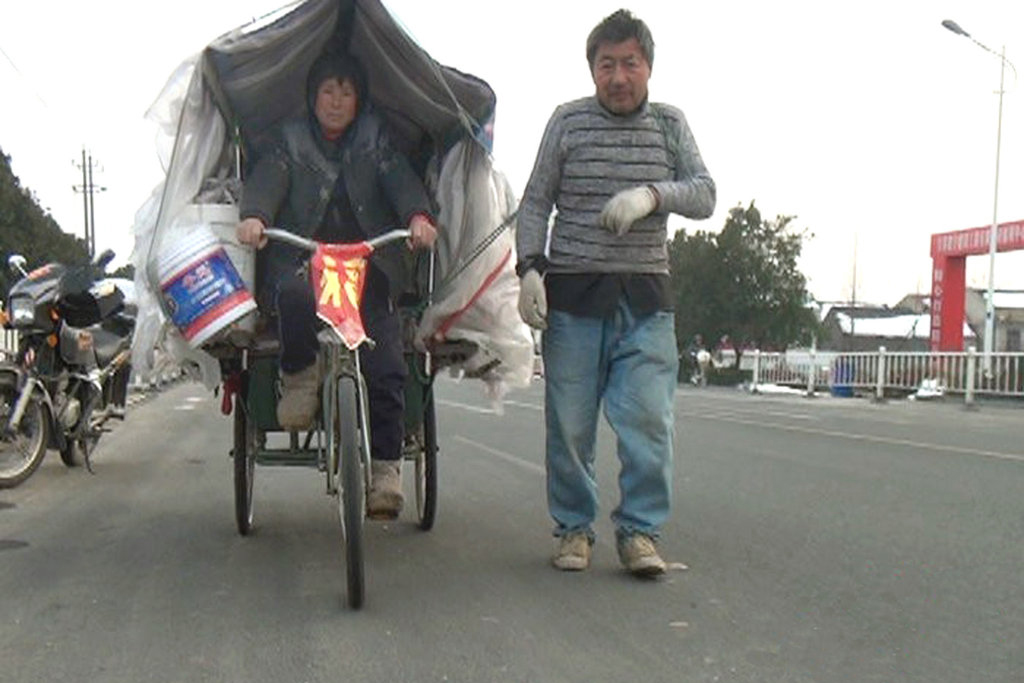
[
  {"xmin": 7, "ymin": 254, "xmax": 28, "ymax": 277},
  {"xmin": 92, "ymin": 249, "xmax": 116, "ymax": 271}
]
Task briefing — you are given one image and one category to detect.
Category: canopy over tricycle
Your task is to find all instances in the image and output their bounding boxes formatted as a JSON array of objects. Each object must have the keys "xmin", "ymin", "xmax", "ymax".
[{"xmin": 129, "ymin": 0, "xmax": 533, "ymax": 609}]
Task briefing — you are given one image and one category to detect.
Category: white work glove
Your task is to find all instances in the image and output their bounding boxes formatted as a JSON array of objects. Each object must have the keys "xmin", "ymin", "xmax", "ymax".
[
  {"xmin": 599, "ymin": 186, "xmax": 658, "ymax": 236},
  {"xmin": 517, "ymin": 269, "xmax": 548, "ymax": 330}
]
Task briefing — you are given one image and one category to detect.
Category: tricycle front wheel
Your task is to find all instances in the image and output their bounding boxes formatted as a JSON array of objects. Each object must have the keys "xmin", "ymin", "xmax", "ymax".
[{"xmin": 336, "ymin": 375, "xmax": 365, "ymax": 609}]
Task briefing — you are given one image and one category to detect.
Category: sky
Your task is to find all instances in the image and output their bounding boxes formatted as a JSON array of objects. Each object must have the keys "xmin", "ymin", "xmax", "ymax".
[{"xmin": 2, "ymin": 0, "xmax": 1023, "ymax": 306}]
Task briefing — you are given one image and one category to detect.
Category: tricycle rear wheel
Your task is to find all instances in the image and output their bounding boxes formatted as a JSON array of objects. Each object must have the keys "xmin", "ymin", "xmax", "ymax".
[
  {"xmin": 233, "ymin": 386, "xmax": 256, "ymax": 535},
  {"xmin": 415, "ymin": 386, "xmax": 438, "ymax": 530}
]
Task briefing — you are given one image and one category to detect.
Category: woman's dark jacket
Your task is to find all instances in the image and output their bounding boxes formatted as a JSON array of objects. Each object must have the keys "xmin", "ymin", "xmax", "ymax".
[{"xmin": 240, "ymin": 107, "xmax": 432, "ymax": 310}]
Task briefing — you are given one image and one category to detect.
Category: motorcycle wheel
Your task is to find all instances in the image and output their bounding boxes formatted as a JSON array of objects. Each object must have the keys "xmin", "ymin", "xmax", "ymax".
[
  {"xmin": 59, "ymin": 438, "xmax": 88, "ymax": 467},
  {"xmin": 0, "ymin": 378, "xmax": 50, "ymax": 489}
]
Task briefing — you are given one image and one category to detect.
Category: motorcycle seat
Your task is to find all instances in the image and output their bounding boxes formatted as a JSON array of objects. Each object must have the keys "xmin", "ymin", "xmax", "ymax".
[{"xmin": 91, "ymin": 326, "xmax": 129, "ymax": 368}]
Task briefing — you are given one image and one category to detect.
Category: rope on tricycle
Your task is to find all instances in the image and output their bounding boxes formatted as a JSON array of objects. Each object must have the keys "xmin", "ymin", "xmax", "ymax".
[{"xmin": 432, "ymin": 209, "xmax": 519, "ymax": 302}]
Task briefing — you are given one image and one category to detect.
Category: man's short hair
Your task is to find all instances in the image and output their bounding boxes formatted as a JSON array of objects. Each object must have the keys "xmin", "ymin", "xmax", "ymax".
[{"xmin": 586, "ymin": 9, "xmax": 655, "ymax": 70}]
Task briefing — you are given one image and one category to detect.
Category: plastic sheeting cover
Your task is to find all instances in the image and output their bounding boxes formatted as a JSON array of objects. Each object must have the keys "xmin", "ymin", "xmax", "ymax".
[{"xmin": 129, "ymin": 0, "xmax": 532, "ymax": 396}]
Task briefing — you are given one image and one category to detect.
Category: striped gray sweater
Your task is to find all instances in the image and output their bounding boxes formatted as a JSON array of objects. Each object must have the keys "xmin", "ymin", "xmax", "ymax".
[{"xmin": 517, "ymin": 96, "xmax": 715, "ymax": 275}]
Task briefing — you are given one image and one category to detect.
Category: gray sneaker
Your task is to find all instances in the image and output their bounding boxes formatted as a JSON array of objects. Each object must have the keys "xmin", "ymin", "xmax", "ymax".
[
  {"xmin": 552, "ymin": 532, "xmax": 592, "ymax": 571},
  {"xmin": 617, "ymin": 534, "xmax": 667, "ymax": 577}
]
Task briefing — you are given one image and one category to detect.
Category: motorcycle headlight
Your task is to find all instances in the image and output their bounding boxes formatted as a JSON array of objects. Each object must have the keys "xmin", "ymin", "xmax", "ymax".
[{"xmin": 8, "ymin": 297, "xmax": 35, "ymax": 327}]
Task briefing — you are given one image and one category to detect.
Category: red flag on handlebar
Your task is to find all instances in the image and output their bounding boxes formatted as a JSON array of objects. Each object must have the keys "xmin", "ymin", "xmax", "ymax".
[{"xmin": 310, "ymin": 243, "xmax": 374, "ymax": 350}]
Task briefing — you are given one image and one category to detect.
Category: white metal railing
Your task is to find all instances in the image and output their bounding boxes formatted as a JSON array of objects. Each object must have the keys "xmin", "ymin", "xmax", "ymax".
[{"xmin": 749, "ymin": 347, "xmax": 1024, "ymax": 405}]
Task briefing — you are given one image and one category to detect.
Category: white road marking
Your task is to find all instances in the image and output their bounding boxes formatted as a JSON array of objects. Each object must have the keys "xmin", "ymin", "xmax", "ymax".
[
  {"xmin": 501, "ymin": 399, "xmax": 543, "ymax": 412},
  {"xmin": 686, "ymin": 411, "xmax": 1024, "ymax": 464},
  {"xmin": 442, "ymin": 385, "xmax": 1023, "ymax": 462},
  {"xmin": 453, "ymin": 436, "xmax": 545, "ymax": 475},
  {"xmin": 436, "ymin": 399, "xmax": 500, "ymax": 415}
]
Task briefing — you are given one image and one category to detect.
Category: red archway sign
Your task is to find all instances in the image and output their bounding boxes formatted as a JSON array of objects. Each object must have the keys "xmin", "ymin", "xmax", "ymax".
[{"xmin": 930, "ymin": 219, "xmax": 1024, "ymax": 351}]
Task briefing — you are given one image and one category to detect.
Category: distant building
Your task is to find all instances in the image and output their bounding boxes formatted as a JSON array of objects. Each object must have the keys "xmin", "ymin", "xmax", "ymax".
[
  {"xmin": 894, "ymin": 293, "xmax": 929, "ymax": 315},
  {"xmin": 819, "ymin": 301, "xmax": 976, "ymax": 352},
  {"xmin": 965, "ymin": 289, "xmax": 1024, "ymax": 352},
  {"xmin": 894, "ymin": 289, "xmax": 1024, "ymax": 352}
]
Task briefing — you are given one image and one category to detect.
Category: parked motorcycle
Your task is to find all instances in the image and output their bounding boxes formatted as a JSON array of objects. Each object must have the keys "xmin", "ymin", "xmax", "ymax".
[{"xmin": 0, "ymin": 249, "xmax": 134, "ymax": 488}]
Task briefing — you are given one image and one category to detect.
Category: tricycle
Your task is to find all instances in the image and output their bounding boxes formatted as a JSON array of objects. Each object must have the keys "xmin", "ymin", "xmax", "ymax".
[
  {"xmin": 211, "ymin": 227, "xmax": 459, "ymax": 609},
  {"xmin": 131, "ymin": 0, "xmax": 534, "ymax": 610}
]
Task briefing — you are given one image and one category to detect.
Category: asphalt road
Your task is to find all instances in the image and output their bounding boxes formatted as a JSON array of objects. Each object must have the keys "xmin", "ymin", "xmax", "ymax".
[{"xmin": 1, "ymin": 378, "xmax": 1021, "ymax": 683}]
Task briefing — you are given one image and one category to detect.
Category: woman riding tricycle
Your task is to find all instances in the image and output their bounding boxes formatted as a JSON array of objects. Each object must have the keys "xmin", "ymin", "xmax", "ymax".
[
  {"xmin": 236, "ymin": 51, "xmax": 436, "ymax": 522},
  {"xmin": 133, "ymin": 0, "xmax": 533, "ymax": 610}
]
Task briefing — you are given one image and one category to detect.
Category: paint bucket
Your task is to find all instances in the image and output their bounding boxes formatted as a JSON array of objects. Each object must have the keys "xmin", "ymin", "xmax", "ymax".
[
  {"xmin": 158, "ymin": 224, "xmax": 257, "ymax": 348},
  {"xmin": 173, "ymin": 204, "xmax": 254, "ymax": 292},
  {"xmin": 169, "ymin": 203, "xmax": 257, "ymax": 341}
]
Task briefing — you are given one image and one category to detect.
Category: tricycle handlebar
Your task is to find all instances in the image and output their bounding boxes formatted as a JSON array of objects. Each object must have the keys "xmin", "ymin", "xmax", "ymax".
[{"xmin": 263, "ymin": 228, "xmax": 411, "ymax": 252}]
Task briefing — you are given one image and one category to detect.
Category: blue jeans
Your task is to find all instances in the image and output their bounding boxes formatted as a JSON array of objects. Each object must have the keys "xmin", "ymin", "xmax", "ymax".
[{"xmin": 542, "ymin": 301, "xmax": 678, "ymax": 541}]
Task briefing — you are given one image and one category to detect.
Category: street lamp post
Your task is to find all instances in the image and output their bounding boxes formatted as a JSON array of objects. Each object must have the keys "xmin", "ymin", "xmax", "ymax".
[{"xmin": 941, "ymin": 19, "xmax": 1016, "ymax": 372}]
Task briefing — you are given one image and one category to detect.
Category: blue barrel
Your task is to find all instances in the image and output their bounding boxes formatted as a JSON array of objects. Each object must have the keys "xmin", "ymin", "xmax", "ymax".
[{"xmin": 831, "ymin": 359, "xmax": 853, "ymax": 397}]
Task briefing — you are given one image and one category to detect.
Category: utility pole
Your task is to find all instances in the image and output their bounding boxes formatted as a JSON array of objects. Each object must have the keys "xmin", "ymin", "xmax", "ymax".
[
  {"xmin": 72, "ymin": 148, "xmax": 106, "ymax": 257},
  {"xmin": 850, "ymin": 231, "xmax": 858, "ymax": 337}
]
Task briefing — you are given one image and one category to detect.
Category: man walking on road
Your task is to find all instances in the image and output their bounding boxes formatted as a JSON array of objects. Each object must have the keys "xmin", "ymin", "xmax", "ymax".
[{"xmin": 516, "ymin": 9, "xmax": 716, "ymax": 576}]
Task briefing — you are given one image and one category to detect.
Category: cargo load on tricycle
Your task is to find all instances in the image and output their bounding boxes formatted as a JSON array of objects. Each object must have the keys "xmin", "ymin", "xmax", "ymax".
[{"xmin": 127, "ymin": 0, "xmax": 532, "ymax": 609}]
